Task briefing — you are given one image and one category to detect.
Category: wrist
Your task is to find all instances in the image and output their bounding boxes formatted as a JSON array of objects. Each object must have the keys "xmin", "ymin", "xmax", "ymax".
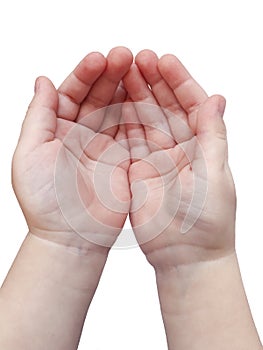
[
  {"xmin": 155, "ymin": 252, "xmax": 261, "ymax": 350},
  {"xmin": 1, "ymin": 233, "xmax": 108, "ymax": 303},
  {"xmin": 27, "ymin": 232, "xmax": 108, "ymax": 287},
  {"xmin": 155, "ymin": 251, "xmax": 238, "ymax": 311},
  {"xmin": 0, "ymin": 233, "xmax": 108, "ymax": 349},
  {"xmin": 29, "ymin": 227, "xmax": 111, "ymax": 257}
]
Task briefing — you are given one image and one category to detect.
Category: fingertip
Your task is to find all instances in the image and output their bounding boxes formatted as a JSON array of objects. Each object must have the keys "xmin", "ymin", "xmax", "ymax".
[
  {"xmin": 216, "ymin": 94, "xmax": 226, "ymax": 116},
  {"xmin": 158, "ymin": 53, "xmax": 174, "ymax": 65},
  {"xmin": 31, "ymin": 76, "xmax": 58, "ymax": 110},
  {"xmin": 35, "ymin": 75, "xmax": 56, "ymax": 88},
  {"xmin": 158, "ymin": 54, "xmax": 180, "ymax": 74},
  {"xmin": 108, "ymin": 46, "xmax": 133, "ymax": 65},
  {"xmin": 82, "ymin": 51, "xmax": 107, "ymax": 71},
  {"xmin": 74, "ymin": 52, "xmax": 107, "ymax": 81},
  {"xmin": 158, "ymin": 55, "xmax": 170, "ymax": 76},
  {"xmin": 135, "ymin": 49, "xmax": 158, "ymax": 65},
  {"xmin": 159, "ymin": 53, "xmax": 177, "ymax": 61},
  {"xmin": 159, "ymin": 53, "xmax": 170, "ymax": 60},
  {"xmin": 21, "ymin": 76, "xmax": 58, "ymax": 150},
  {"xmin": 34, "ymin": 76, "xmax": 51, "ymax": 93},
  {"xmin": 87, "ymin": 51, "xmax": 105, "ymax": 59},
  {"xmin": 34, "ymin": 76, "xmax": 41, "ymax": 93},
  {"xmin": 196, "ymin": 95, "xmax": 227, "ymax": 138},
  {"xmin": 207, "ymin": 95, "xmax": 226, "ymax": 117}
]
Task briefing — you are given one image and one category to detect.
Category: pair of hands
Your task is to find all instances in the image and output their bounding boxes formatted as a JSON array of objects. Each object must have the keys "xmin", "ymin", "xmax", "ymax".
[{"xmin": 12, "ymin": 47, "xmax": 236, "ymax": 269}]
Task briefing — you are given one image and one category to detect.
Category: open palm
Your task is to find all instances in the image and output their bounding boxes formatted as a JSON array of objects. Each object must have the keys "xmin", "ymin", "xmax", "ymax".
[
  {"xmin": 12, "ymin": 47, "xmax": 133, "ymax": 250},
  {"xmin": 124, "ymin": 51, "xmax": 236, "ymax": 267}
]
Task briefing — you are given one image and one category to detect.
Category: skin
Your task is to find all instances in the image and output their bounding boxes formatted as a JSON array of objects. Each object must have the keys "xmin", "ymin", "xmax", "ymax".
[
  {"xmin": 0, "ymin": 48, "xmax": 262, "ymax": 349},
  {"xmin": 12, "ymin": 47, "xmax": 133, "ymax": 250},
  {"xmin": 0, "ymin": 47, "xmax": 133, "ymax": 350},
  {"xmin": 123, "ymin": 50, "xmax": 236, "ymax": 267},
  {"xmin": 123, "ymin": 50, "xmax": 262, "ymax": 349}
]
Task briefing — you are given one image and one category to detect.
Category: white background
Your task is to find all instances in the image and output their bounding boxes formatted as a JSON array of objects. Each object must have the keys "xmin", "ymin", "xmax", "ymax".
[{"xmin": 0, "ymin": 0, "xmax": 262, "ymax": 348}]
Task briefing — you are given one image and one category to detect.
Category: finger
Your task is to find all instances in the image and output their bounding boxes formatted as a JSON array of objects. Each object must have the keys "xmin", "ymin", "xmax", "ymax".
[
  {"xmin": 136, "ymin": 50, "xmax": 187, "ymax": 120},
  {"xmin": 196, "ymin": 95, "xmax": 228, "ymax": 167},
  {"xmin": 122, "ymin": 100, "xmax": 150, "ymax": 162},
  {"xmin": 76, "ymin": 47, "xmax": 133, "ymax": 131},
  {"xmin": 123, "ymin": 64, "xmax": 175, "ymax": 150},
  {"xmin": 57, "ymin": 52, "xmax": 106, "ymax": 121},
  {"xmin": 135, "ymin": 50, "xmax": 193, "ymax": 143},
  {"xmin": 99, "ymin": 83, "xmax": 127, "ymax": 138},
  {"xmin": 19, "ymin": 77, "xmax": 58, "ymax": 152},
  {"xmin": 158, "ymin": 54, "xmax": 208, "ymax": 114}
]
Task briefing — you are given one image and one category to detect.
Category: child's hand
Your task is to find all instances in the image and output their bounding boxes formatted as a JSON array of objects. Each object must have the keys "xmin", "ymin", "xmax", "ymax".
[
  {"xmin": 12, "ymin": 47, "xmax": 133, "ymax": 252},
  {"xmin": 124, "ymin": 50, "xmax": 236, "ymax": 268},
  {"xmin": 123, "ymin": 51, "xmax": 262, "ymax": 350}
]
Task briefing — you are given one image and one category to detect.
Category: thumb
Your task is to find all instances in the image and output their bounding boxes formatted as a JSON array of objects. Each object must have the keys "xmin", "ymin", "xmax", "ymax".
[
  {"xmin": 196, "ymin": 95, "xmax": 228, "ymax": 166},
  {"xmin": 196, "ymin": 94, "xmax": 226, "ymax": 137},
  {"xmin": 18, "ymin": 76, "xmax": 58, "ymax": 152}
]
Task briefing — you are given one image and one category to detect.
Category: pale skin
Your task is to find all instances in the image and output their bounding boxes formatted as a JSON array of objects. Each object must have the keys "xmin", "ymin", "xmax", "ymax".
[
  {"xmin": 0, "ymin": 47, "xmax": 261, "ymax": 349},
  {"xmin": 124, "ymin": 50, "xmax": 262, "ymax": 350},
  {"xmin": 0, "ymin": 46, "xmax": 133, "ymax": 350}
]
